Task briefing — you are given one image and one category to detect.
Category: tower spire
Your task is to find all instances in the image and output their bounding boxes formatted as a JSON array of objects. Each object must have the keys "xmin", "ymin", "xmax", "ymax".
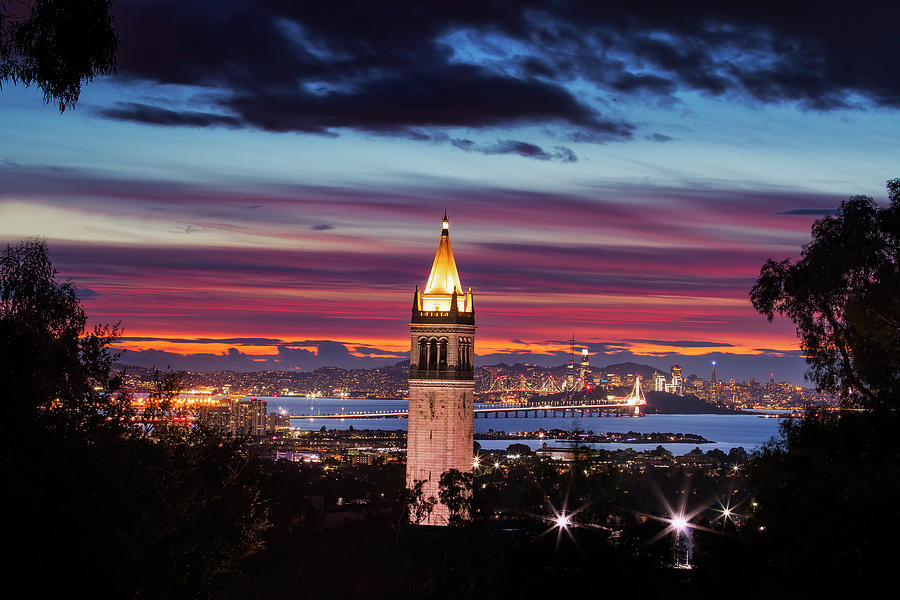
[{"xmin": 425, "ymin": 214, "xmax": 463, "ymax": 298}]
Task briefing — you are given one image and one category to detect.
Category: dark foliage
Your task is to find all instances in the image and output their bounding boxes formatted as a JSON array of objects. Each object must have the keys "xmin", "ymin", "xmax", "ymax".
[
  {"xmin": 1, "ymin": 239, "xmax": 270, "ymax": 598},
  {"xmin": 751, "ymin": 179, "xmax": 900, "ymax": 407},
  {"xmin": 747, "ymin": 178, "xmax": 900, "ymax": 596},
  {"xmin": 0, "ymin": 0, "xmax": 118, "ymax": 111},
  {"xmin": 0, "ymin": 238, "xmax": 125, "ymax": 438},
  {"xmin": 438, "ymin": 468, "xmax": 473, "ymax": 525},
  {"xmin": 746, "ymin": 410, "xmax": 900, "ymax": 597}
]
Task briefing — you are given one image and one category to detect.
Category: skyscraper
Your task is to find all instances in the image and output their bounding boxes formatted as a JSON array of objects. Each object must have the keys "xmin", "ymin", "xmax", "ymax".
[
  {"xmin": 670, "ymin": 363, "xmax": 684, "ymax": 396},
  {"xmin": 407, "ymin": 214, "xmax": 476, "ymax": 526},
  {"xmin": 579, "ymin": 348, "xmax": 593, "ymax": 389},
  {"xmin": 710, "ymin": 360, "xmax": 718, "ymax": 405},
  {"xmin": 229, "ymin": 396, "xmax": 267, "ymax": 438},
  {"xmin": 654, "ymin": 372, "xmax": 667, "ymax": 392}
]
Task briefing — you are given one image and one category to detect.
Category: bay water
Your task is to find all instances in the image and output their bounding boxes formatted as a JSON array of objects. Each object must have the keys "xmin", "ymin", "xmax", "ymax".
[{"xmin": 259, "ymin": 397, "xmax": 784, "ymax": 454}]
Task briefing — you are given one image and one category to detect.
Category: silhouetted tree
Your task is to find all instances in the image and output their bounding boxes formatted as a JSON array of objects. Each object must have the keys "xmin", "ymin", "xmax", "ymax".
[
  {"xmin": 439, "ymin": 469, "xmax": 473, "ymax": 525},
  {"xmin": 746, "ymin": 408, "xmax": 900, "ymax": 595},
  {"xmin": 0, "ymin": 238, "xmax": 125, "ymax": 439},
  {"xmin": 0, "ymin": 0, "xmax": 117, "ymax": 110},
  {"xmin": 409, "ymin": 478, "xmax": 437, "ymax": 525},
  {"xmin": 747, "ymin": 178, "xmax": 900, "ymax": 595},
  {"xmin": 506, "ymin": 442, "xmax": 532, "ymax": 456},
  {"xmin": 750, "ymin": 179, "xmax": 900, "ymax": 407},
  {"xmin": 2, "ymin": 239, "xmax": 271, "ymax": 598}
]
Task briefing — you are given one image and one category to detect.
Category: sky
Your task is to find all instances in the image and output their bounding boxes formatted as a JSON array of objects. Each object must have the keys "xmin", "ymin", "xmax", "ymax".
[{"xmin": 2, "ymin": 1, "xmax": 898, "ymax": 383}]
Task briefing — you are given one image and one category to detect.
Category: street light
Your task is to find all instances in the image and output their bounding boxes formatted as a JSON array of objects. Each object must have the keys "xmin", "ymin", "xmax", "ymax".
[
  {"xmin": 555, "ymin": 513, "xmax": 572, "ymax": 529},
  {"xmin": 670, "ymin": 514, "xmax": 689, "ymax": 533},
  {"xmin": 668, "ymin": 513, "xmax": 693, "ymax": 569}
]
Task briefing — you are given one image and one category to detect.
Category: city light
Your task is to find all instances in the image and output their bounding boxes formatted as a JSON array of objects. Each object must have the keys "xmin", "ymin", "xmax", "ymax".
[
  {"xmin": 670, "ymin": 514, "xmax": 689, "ymax": 533},
  {"xmin": 555, "ymin": 514, "xmax": 572, "ymax": 529},
  {"xmin": 715, "ymin": 498, "xmax": 741, "ymax": 526}
]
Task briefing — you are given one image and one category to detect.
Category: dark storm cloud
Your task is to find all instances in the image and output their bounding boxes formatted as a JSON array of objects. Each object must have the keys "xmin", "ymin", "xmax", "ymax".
[
  {"xmin": 101, "ymin": 1, "xmax": 900, "ymax": 156},
  {"xmin": 97, "ymin": 102, "xmax": 242, "ymax": 128}
]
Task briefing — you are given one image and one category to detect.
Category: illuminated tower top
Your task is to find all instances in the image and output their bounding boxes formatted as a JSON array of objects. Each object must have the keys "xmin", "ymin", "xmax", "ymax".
[
  {"xmin": 424, "ymin": 213, "xmax": 462, "ymax": 296},
  {"xmin": 412, "ymin": 213, "xmax": 474, "ymax": 324}
]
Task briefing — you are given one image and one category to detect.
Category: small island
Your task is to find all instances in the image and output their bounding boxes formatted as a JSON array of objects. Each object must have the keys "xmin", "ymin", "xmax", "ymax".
[{"xmin": 476, "ymin": 428, "xmax": 712, "ymax": 444}]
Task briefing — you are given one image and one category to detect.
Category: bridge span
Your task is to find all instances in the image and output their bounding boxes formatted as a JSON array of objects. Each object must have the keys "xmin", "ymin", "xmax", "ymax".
[
  {"xmin": 288, "ymin": 377, "xmax": 648, "ymax": 421},
  {"xmin": 289, "ymin": 399, "xmax": 645, "ymax": 421}
]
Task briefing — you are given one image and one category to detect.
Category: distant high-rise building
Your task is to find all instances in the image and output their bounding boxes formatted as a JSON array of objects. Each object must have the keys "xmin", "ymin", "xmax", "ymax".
[
  {"xmin": 579, "ymin": 348, "xmax": 593, "ymax": 388},
  {"xmin": 268, "ymin": 410, "xmax": 291, "ymax": 434},
  {"xmin": 196, "ymin": 403, "xmax": 231, "ymax": 432},
  {"xmin": 669, "ymin": 363, "xmax": 684, "ymax": 396},
  {"xmin": 654, "ymin": 372, "xmax": 667, "ymax": 392},
  {"xmin": 565, "ymin": 336, "xmax": 576, "ymax": 391},
  {"xmin": 407, "ymin": 214, "xmax": 475, "ymax": 526},
  {"xmin": 710, "ymin": 361, "xmax": 718, "ymax": 405},
  {"xmin": 230, "ymin": 396, "xmax": 267, "ymax": 437}
]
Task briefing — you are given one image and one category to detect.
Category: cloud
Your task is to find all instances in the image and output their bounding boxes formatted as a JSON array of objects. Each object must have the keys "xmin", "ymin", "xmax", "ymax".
[
  {"xmin": 451, "ymin": 138, "xmax": 578, "ymax": 162},
  {"xmin": 311, "ymin": 223, "xmax": 334, "ymax": 231},
  {"xmin": 624, "ymin": 339, "xmax": 735, "ymax": 348},
  {"xmin": 97, "ymin": 102, "xmax": 242, "ymax": 128},
  {"xmin": 119, "ymin": 336, "xmax": 285, "ymax": 345},
  {"xmin": 774, "ymin": 208, "xmax": 838, "ymax": 215},
  {"xmin": 101, "ymin": 1, "xmax": 900, "ymax": 154},
  {"xmin": 112, "ymin": 337, "xmax": 809, "ymax": 383},
  {"xmin": 115, "ymin": 338, "xmax": 405, "ymax": 372}
]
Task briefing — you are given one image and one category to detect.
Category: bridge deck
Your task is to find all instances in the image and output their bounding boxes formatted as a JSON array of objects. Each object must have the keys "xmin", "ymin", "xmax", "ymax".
[{"xmin": 288, "ymin": 401, "xmax": 642, "ymax": 420}]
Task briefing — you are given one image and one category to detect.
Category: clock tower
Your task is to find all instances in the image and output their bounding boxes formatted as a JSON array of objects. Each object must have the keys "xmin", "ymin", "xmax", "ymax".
[{"xmin": 406, "ymin": 213, "xmax": 475, "ymax": 525}]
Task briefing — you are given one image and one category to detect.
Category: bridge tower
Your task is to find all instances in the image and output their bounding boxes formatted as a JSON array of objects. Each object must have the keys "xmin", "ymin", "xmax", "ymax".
[{"xmin": 407, "ymin": 213, "xmax": 475, "ymax": 525}]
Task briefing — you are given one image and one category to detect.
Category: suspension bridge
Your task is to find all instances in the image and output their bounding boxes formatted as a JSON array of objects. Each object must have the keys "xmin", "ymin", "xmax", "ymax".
[
  {"xmin": 288, "ymin": 377, "xmax": 647, "ymax": 421},
  {"xmin": 480, "ymin": 373, "xmax": 567, "ymax": 397}
]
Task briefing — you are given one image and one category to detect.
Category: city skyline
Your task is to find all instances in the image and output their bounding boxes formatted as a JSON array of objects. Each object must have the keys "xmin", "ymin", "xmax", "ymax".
[{"xmin": 3, "ymin": 2, "xmax": 899, "ymax": 384}]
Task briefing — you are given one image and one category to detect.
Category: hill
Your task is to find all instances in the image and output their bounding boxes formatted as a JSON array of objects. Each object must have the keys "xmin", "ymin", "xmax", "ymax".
[{"xmin": 644, "ymin": 391, "xmax": 738, "ymax": 414}]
